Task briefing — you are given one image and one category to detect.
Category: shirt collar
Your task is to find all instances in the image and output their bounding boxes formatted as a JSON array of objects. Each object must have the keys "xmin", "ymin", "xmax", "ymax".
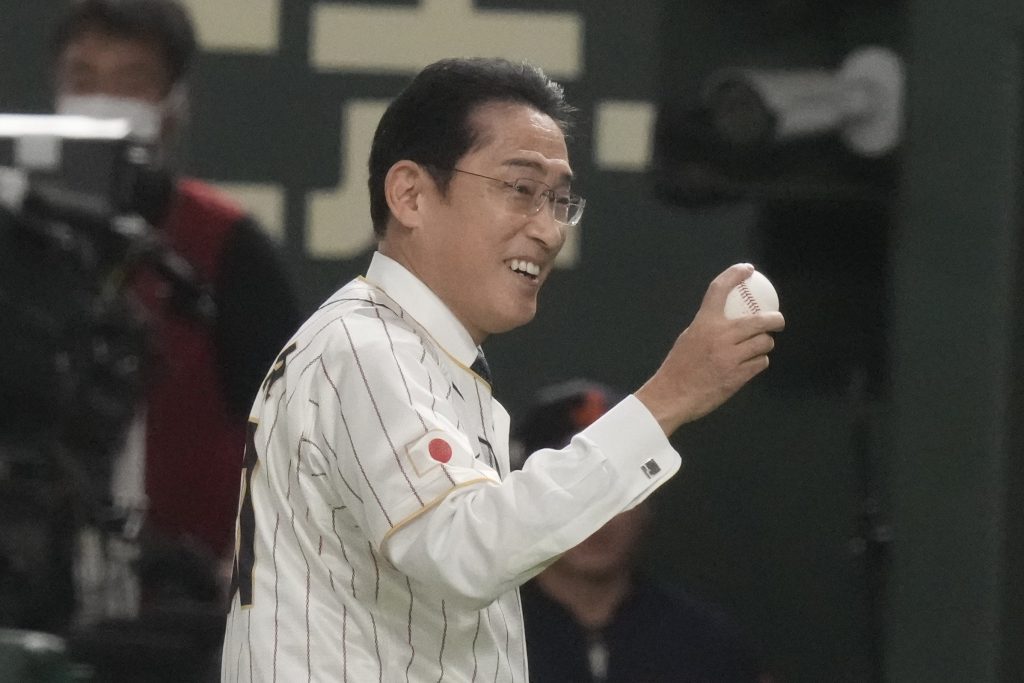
[{"xmin": 364, "ymin": 251, "xmax": 480, "ymax": 369}]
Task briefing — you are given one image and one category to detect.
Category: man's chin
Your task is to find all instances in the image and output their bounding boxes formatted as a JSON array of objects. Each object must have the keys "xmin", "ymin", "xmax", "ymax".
[{"xmin": 487, "ymin": 306, "xmax": 538, "ymax": 335}]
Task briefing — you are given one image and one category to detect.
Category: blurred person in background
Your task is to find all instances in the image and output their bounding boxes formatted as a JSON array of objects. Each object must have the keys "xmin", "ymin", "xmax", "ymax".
[
  {"xmin": 52, "ymin": 0, "xmax": 301, "ymax": 570},
  {"xmin": 22, "ymin": 0, "xmax": 304, "ymax": 679},
  {"xmin": 514, "ymin": 379, "xmax": 774, "ymax": 683}
]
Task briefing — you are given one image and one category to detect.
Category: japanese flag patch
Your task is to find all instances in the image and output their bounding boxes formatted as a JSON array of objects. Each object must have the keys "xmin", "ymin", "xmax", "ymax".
[{"xmin": 404, "ymin": 429, "xmax": 472, "ymax": 478}]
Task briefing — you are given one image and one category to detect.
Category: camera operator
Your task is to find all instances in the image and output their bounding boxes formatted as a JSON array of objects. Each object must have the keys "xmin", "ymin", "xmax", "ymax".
[
  {"xmin": 50, "ymin": 0, "xmax": 301, "ymax": 616},
  {"xmin": 51, "ymin": 0, "xmax": 302, "ymax": 563},
  {"xmin": 0, "ymin": 1, "xmax": 306, "ymax": 678}
]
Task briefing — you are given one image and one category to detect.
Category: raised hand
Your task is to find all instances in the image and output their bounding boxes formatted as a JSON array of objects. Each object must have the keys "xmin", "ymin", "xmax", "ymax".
[{"xmin": 634, "ymin": 263, "xmax": 786, "ymax": 435}]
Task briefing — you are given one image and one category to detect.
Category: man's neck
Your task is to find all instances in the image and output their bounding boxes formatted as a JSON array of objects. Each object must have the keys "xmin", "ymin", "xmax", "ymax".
[{"xmin": 533, "ymin": 566, "xmax": 632, "ymax": 631}]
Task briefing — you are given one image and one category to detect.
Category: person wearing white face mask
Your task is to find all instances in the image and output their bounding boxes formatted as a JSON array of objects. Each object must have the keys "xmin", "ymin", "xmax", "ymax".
[
  {"xmin": 49, "ymin": 0, "xmax": 302, "ymax": 638},
  {"xmin": 56, "ymin": 91, "xmax": 167, "ymax": 145}
]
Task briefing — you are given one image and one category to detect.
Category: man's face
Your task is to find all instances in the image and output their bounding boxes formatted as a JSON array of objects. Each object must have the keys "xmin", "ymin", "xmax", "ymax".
[
  {"xmin": 411, "ymin": 101, "xmax": 572, "ymax": 343},
  {"xmin": 55, "ymin": 27, "xmax": 171, "ymax": 103}
]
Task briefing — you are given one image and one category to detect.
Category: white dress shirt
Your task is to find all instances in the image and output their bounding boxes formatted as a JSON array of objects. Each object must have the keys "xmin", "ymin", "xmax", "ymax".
[{"xmin": 221, "ymin": 252, "xmax": 681, "ymax": 682}]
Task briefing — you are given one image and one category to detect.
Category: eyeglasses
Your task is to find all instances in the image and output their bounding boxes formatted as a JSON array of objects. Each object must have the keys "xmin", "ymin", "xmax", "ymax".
[{"xmin": 451, "ymin": 168, "xmax": 586, "ymax": 227}]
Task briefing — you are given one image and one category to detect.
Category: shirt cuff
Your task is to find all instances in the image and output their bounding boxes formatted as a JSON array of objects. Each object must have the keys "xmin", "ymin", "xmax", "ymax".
[{"xmin": 577, "ymin": 394, "xmax": 683, "ymax": 509}]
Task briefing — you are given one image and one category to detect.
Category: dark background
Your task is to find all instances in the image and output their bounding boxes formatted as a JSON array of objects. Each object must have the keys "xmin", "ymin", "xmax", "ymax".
[{"xmin": 2, "ymin": 1, "xmax": 1023, "ymax": 681}]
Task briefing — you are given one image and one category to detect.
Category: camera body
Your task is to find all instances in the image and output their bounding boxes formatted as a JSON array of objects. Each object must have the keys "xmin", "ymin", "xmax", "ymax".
[
  {"xmin": 0, "ymin": 114, "xmax": 164, "ymax": 635},
  {"xmin": 0, "ymin": 115, "xmax": 160, "ymax": 455},
  {"xmin": 0, "ymin": 114, "xmax": 147, "ymax": 211}
]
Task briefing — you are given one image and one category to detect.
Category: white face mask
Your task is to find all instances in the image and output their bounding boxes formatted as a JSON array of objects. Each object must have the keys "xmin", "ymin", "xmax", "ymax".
[{"xmin": 56, "ymin": 94, "xmax": 162, "ymax": 143}]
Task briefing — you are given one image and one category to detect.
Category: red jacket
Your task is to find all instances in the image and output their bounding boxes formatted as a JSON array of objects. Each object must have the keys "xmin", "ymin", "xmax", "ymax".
[{"xmin": 135, "ymin": 179, "xmax": 298, "ymax": 558}]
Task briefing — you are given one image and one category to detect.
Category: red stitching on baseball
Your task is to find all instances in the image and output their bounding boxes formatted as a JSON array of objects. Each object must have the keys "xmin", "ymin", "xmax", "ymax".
[{"xmin": 739, "ymin": 282, "xmax": 761, "ymax": 313}]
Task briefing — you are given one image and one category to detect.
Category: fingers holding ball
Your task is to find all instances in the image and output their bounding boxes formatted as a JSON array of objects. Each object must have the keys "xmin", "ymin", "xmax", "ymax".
[{"xmin": 724, "ymin": 270, "xmax": 779, "ymax": 320}]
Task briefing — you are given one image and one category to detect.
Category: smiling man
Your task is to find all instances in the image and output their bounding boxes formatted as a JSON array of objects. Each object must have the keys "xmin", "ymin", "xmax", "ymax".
[{"xmin": 221, "ymin": 57, "xmax": 784, "ymax": 682}]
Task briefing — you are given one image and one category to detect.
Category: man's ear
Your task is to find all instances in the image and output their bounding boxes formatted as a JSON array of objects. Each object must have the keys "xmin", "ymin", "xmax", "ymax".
[{"xmin": 385, "ymin": 160, "xmax": 430, "ymax": 229}]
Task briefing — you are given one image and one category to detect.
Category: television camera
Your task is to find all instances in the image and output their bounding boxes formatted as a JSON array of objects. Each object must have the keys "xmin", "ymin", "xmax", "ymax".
[
  {"xmin": 0, "ymin": 114, "xmax": 214, "ymax": 453},
  {"xmin": 0, "ymin": 114, "xmax": 214, "ymax": 638}
]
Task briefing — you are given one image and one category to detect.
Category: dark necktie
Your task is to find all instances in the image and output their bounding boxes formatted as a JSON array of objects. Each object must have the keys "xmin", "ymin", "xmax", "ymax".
[{"xmin": 470, "ymin": 349, "xmax": 492, "ymax": 386}]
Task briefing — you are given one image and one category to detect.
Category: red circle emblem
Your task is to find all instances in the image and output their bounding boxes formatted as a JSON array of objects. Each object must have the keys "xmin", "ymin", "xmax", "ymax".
[{"xmin": 428, "ymin": 438, "xmax": 453, "ymax": 463}]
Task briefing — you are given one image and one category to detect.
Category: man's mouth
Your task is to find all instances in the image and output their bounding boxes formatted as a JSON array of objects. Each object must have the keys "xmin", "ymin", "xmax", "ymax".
[{"xmin": 507, "ymin": 258, "xmax": 541, "ymax": 281}]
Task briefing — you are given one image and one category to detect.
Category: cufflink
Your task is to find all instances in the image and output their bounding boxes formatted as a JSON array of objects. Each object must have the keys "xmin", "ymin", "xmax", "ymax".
[{"xmin": 640, "ymin": 459, "xmax": 661, "ymax": 478}]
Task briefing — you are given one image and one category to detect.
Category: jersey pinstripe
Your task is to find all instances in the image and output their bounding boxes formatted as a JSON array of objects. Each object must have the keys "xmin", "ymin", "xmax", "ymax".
[
  {"xmin": 223, "ymin": 275, "xmax": 524, "ymax": 682},
  {"xmin": 222, "ymin": 253, "xmax": 682, "ymax": 682}
]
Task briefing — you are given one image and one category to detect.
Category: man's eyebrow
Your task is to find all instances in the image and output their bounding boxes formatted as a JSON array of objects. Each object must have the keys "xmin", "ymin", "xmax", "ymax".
[{"xmin": 502, "ymin": 158, "xmax": 574, "ymax": 184}]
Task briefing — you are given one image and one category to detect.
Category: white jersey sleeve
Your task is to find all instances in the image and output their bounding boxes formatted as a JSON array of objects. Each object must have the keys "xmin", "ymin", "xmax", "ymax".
[{"xmin": 384, "ymin": 394, "xmax": 680, "ymax": 607}]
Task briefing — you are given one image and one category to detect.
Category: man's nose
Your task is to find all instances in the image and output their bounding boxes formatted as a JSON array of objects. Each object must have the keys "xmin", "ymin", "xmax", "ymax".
[{"xmin": 523, "ymin": 205, "xmax": 565, "ymax": 250}]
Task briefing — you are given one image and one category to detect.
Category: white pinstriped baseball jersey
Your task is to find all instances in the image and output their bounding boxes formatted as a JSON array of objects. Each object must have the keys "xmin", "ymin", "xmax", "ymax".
[{"xmin": 221, "ymin": 252, "xmax": 681, "ymax": 682}]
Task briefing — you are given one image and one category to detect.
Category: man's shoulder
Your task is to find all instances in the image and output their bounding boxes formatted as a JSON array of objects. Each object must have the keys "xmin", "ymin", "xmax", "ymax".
[
  {"xmin": 299, "ymin": 279, "xmax": 426, "ymax": 354},
  {"xmin": 316, "ymin": 278, "xmax": 408, "ymax": 323}
]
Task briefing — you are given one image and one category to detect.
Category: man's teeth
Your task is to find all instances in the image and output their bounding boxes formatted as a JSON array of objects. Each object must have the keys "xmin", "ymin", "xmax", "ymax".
[{"xmin": 509, "ymin": 259, "xmax": 540, "ymax": 276}]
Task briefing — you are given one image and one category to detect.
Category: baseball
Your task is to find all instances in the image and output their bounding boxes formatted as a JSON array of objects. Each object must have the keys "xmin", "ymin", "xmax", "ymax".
[{"xmin": 724, "ymin": 270, "xmax": 779, "ymax": 319}]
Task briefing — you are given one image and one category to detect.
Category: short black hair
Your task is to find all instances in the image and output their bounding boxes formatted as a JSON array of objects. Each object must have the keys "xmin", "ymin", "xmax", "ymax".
[
  {"xmin": 52, "ymin": 0, "xmax": 198, "ymax": 86},
  {"xmin": 367, "ymin": 57, "xmax": 576, "ymax": 238}
]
